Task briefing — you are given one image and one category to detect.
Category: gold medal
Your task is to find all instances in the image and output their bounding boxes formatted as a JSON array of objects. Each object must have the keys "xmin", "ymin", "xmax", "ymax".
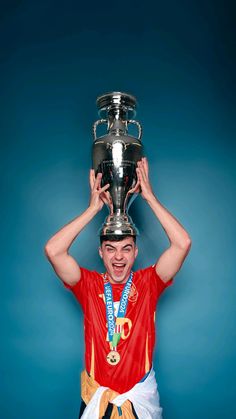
[{"xmin": 106, "ymin": 350, "xmax": 120, "ymax": 366}]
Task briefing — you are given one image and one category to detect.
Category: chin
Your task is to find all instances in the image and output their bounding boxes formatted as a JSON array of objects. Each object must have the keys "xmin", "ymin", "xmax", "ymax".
[{"xmin": 113, "ymin": 271, "xmax": 129, "ymax": 284}]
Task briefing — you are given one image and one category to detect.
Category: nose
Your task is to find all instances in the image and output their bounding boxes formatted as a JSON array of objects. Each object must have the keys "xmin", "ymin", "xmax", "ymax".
[{"xmin": 114, "ymin": 250, "xmax": 123, "ymax": 260}]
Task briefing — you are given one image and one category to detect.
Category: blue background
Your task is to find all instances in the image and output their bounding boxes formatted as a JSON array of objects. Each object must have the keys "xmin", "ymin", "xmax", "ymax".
[{"xmin": 1, "ymin": 0, "xmax": 235, "ymax": 418}]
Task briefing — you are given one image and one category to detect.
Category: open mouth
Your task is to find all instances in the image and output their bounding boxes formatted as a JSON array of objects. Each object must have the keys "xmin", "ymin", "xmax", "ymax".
[{"xmin": 112, "ymin": 263, "xmax": 126, "ymax": 275}]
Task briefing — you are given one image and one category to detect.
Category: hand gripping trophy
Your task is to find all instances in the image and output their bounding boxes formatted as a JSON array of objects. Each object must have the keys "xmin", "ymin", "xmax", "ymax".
[{"xmin": 92, "ymin": 91, "xmax": 144, "ymax": 236}]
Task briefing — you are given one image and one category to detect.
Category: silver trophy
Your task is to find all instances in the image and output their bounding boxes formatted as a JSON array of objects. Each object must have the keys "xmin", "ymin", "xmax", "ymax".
[{"xmin": 92, "ymin": 91, "xmax": 144, "ymax": 236}]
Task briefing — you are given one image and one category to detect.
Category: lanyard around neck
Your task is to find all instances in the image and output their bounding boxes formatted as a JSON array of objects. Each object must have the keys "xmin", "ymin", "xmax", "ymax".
[{"xmin": 103, "ymin": 272, "xmax": 133, "ymax": 347}]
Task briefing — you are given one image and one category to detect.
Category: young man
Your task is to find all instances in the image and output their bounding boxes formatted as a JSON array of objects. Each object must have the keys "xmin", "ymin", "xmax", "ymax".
[{"xmin": 45, "ymin": 158, "xmax": 191, "ymax": 418}]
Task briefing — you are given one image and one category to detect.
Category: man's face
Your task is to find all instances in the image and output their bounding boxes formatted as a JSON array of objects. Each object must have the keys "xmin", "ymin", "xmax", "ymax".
[{"xmin": 99, "ymin": 237, "xmax": 138, "ymax": 284}]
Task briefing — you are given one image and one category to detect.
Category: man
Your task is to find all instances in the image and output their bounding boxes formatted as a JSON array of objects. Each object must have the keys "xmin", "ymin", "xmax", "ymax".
[{"xmin": 45, "ymin": 158, "xmax": 191, "ymax": 418}]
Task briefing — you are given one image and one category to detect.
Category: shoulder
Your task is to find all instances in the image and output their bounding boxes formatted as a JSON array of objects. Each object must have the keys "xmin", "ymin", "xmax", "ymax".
[
  {"xmin": 63, "ymin": 266, "xmax": 103, "ymax": 291},
  {"xmin": 80, "ymin": 266, "xmax": 102, "ymax": 279},
  {"xmin": 134, "ymin": 264, "xmax": 174, "ymax": 292},
  {"xmin": 132, "ymin": 265, "xmax": 156, "ymax": 289},
  {"xmin": 133, "ymin": 265, "xmax": 156, "ymax": 279}
]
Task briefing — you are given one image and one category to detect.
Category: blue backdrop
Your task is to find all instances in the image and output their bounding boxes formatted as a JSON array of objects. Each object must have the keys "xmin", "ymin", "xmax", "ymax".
[{"xmin": 1, "ymin": 1, "xmax": 235, "ymax": 418}]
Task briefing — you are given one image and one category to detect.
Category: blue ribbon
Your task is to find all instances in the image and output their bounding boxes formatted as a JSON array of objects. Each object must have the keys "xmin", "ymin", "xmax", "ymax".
[{"xmin": 104, "ymin": 272, "xmax": 133, "ymax": 342}]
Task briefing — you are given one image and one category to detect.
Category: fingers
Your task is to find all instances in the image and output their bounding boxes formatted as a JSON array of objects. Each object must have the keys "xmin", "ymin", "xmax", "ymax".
[
  {"xmin": 90, "ymin": 169, "xmax": 110, "ymax": 194},
  {"xmin": 89, "ymin": 169, "xmax": 95, "ymax": 189},
  {"xmin": 97, "ymin": 182, "xmax": 110, "ymax": 207},
  {"xmin": 100, "ymin": 190, "xmax": 112, "ymax": 208},
  {"xmin": 100, "ymin": 183, "xmax": 110, "ymax": 193},
  {"xmin": 137, "ymin": 157, "xmax": 148, "ymax": 182},
  {"xmin": 128, "ymin": 179, "xmax": 141, "ymax": 194},
  {"xmin": 93, "ymin": 172, "xmax": 102, "ymax": 190},
  {"xmin": 142, "ymin": 157, "xmax": 149, "ymax": 177},
  {"xmin": 100, "ymin": 190, "xmax": 109, "ymax": 203},
  {"xmin": 136, "ymin": 168, "xmax": 143, "ymax": 185},
  {"xmin": 137, "ymin": 163, "xmax": 146, "ymax": 183}
]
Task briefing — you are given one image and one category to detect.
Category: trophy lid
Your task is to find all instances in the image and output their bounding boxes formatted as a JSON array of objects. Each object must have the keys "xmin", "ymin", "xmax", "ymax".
[{"xmin": 96, "ymin": 91, "xmax": 137, "ymax": 119}]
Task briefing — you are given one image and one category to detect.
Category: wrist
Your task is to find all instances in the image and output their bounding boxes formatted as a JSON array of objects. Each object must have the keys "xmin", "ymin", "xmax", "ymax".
[
  {"xmin": 144, "ymin": 192, "xmax": 158, "ymax": 206},
  {"xmin": 87, "ymin": 204, "xmax": 100, "ymax": 217}
]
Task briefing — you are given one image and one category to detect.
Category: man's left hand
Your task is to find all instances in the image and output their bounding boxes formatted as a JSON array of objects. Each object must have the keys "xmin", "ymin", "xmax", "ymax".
[{"xmin": 135, "ymin": 157, "xmax": 155, "ymax": 201}]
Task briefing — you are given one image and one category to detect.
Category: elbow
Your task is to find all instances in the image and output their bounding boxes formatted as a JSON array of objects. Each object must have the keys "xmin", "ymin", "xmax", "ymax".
[
  {"xmin": 178, "ymin": 235, "xmax": 192, "ymax": 251},
  {"xmin": 44, "ymin": 243, "xmax": 52, "ymax": 259},
  {"xmin": 44, "ymin": 241, "xmax": 57, "ymax": 259},
  {"xmin": 183, "ymin": 236, "xmax": 192, "ymax": 251},
  {"xmin": 44, "ymin": 241, "xmax": 67, "ymax": 259}
]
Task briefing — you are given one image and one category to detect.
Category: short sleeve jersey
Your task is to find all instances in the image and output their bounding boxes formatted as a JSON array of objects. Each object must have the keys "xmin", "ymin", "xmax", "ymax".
[{"xmin": 64, "ymin": 265, "xmax": 173, "ymax": 394}]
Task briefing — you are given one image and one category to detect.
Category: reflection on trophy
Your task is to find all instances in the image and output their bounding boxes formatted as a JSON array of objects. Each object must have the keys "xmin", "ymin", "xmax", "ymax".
[{"xmin": 92, "ymin": 91, "xmax": 144, "ymax": 236}]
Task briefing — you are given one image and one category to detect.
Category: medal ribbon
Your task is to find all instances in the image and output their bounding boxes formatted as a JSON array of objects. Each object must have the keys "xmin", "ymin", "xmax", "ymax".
[{"xmin": 104, "ymin": 272, "xmax": 133, "ymax": 349}]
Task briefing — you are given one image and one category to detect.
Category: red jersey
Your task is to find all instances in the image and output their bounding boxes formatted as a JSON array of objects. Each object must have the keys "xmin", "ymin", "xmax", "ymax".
[{"xmin": 64, "ymin": 265, "xmax": 173, "ymax": 393}]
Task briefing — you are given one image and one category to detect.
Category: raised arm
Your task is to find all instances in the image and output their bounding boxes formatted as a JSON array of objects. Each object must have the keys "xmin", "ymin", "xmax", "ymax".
[
  {"xmin": 44, "ymin": 170, "xmax": 109, "ymax": 286},
  {"xmin": 136, "ymin": 158, "xmax": 192, "ymax": 283}
]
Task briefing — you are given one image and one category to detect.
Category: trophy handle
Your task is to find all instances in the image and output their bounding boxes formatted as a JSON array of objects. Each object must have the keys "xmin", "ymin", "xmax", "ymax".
[
  {"xmin": 93, "ymin": 119, "xmax": 108, "ymax": 140},
  {"xmin": 127, "ymin": 120, "xmax": 142, "ymax": 140}
]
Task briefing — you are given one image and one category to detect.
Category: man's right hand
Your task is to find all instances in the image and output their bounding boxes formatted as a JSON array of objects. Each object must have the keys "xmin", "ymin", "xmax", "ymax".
[{"xmin": 89, "ymin": 170, "xmax": 110, "ymax": 212}]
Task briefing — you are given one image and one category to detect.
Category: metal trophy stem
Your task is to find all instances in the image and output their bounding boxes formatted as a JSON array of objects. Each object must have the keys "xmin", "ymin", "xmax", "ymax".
[{"xmin": 92, "ymin": 92, "xmax": 144, "ymax": 236}]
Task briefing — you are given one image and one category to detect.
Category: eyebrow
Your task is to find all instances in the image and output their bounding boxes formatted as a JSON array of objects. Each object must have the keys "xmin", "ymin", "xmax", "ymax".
[
  {"xmin": 104, "ymin": 244, "xmax": 116, "ymax": 249},
  {"xmin": 104, "ymin": 244, "xmax": 133, "ymax": 249}
]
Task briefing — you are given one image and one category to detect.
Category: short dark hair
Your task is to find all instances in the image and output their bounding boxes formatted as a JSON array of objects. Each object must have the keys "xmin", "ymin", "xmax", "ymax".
[{"xmin": 100, "ymin": 234, "xmax": 136, "ymax": 245}]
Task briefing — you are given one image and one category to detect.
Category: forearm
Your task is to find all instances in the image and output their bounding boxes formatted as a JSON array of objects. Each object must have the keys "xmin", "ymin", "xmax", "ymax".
[
  {"xmin": 45, "ymin": 206, "xmax": 98, "ymax": 256},
  {"xmin": 146, "ymin": 194, "xmax": 191, "ymax": 248}
]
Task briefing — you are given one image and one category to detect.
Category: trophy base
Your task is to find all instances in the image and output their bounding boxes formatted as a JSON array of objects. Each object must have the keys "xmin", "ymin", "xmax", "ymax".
[{"xmin": 99, "ymin": 214, "xmax": 139, "ymax": 237}]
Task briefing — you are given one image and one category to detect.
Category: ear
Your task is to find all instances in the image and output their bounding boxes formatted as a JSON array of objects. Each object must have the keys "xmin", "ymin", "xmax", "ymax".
[
  {"xmin": 134, "ymin": 246, "xmax": 138, "ymax": 259},
  {"xmin": 99, "ymin": 247, "xmax": 103, "ymax": 259}
]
